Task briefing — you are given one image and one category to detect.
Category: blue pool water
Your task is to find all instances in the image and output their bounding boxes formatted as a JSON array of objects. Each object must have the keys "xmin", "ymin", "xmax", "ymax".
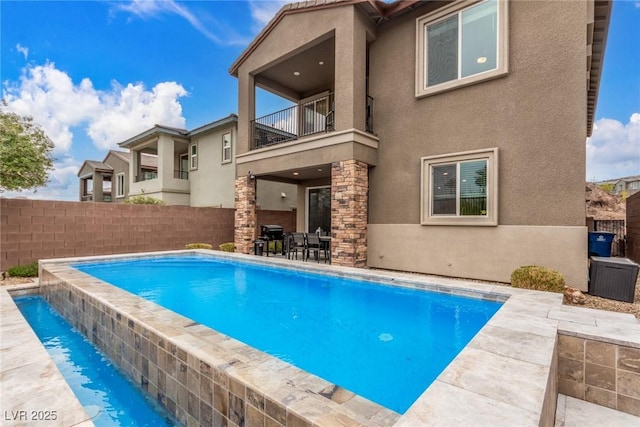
[
  {"xmin": 14, "ymin": 296, "xmax": 174, "ymax": 427},
  {"xmin": 75, "ymin": 255, "xmax": 503, "ymax": 413}
]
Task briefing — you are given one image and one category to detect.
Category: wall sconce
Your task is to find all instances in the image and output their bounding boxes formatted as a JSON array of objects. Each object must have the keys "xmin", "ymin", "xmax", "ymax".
[
  {"xmin": 281, "ymin": 192, "xmax": 287, "ymax": 198},
  {"xmin": 248, "ymin": 171, "xmax": 255, "ymax": 180}
]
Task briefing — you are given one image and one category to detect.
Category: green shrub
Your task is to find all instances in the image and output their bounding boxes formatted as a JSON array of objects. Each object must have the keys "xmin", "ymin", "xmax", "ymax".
[
  {"xmin": 185, "ymin": 243, "xmax": 213, "ymax": 250},
  {"xmin": 219, "ymin": 242, "xmax": 235, "ymax": 252},
  {"xmin": 510, "ymin": 265, "xmax": 565, "ymax": 293},
  {"xmin": 8, "ymin": 261, "xmax": 39, "ymax": 277},
  {"xmin": 124, "ymin": 195, "xmax": 165, "ymax": 205}
]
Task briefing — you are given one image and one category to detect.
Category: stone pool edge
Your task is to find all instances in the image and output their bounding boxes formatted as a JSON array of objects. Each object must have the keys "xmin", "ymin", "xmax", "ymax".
[
  {"xmin": 35, "ymin": 250, "xmax": 562, "ymax": 426},
  {"xmin": 0, "ymin": 287, "xmax": 95, "ymax": 427}
]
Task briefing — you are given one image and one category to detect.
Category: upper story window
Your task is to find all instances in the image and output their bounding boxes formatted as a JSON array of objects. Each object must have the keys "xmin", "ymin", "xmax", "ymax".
[
  {"xmin": 116, "ymin": 173, "xmax": 125, "ymax": 198},
  {"xmin": 416, "ymin": 0, "xmax": 508, "ymax": 98},
  {"xmin": 190, "ymin": 142, "xmax": 198, "ymax": 170},
  {"xmin": 222, "ymin": 132, "xmax": 232, "ymax": 163},
  {"xmin": 421, "ymin": 148, "xmax": 498, "ymax": 226}
]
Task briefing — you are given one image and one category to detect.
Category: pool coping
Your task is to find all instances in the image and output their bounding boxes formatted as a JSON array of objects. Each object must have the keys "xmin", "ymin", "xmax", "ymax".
[
  {"xmin": 0, "ymin": 287, "xmax": 95, "ymax": 427},
  {"xmin": 31, "ymin": 249, "xmax": 574, "ymax": 426}
]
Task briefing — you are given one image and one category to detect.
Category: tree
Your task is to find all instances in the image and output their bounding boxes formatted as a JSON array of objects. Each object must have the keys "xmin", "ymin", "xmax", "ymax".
[{"xmin": 0, "ymin": 109, "xmax": 54, "ymax": 192}]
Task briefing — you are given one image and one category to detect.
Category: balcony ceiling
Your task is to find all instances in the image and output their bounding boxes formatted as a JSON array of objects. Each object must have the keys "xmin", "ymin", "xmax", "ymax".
[
  {"xmin": 257, "ymin": 37, "xmax": 335, "ymax": 100},
  {"xmin": 261, "ymin": 164, "xmax": 332, "ymax": 183}
]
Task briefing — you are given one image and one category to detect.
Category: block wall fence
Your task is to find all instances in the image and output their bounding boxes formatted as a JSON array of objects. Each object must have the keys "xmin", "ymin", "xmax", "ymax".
[
  {"xmin": 0, "ymin": 198, "xmax": 296, "ymax": 270},
  {"xmin": 627, "ymin": 192, "xmax": 640, "ymax": 264}
]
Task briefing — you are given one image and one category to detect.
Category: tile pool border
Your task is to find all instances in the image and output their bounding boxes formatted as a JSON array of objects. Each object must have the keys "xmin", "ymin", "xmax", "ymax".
[{"xmin": 37, "ymin": 249, "xmax": 563, "ymax": 426}]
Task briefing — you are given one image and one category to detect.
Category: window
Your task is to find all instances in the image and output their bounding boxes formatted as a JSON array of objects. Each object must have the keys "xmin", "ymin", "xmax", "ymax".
[
  {"xmin": 222, "ymin": 132, "xmax": 232, "ymax": 163},
  {"xmin": 190, "ymin": 142, "xmax": 198, "ymax": 170},
  {"xmin": 421, "ymin": 148, "xmax": 498, "ymax": 226},
  {"xmin": 416, "ymin": 0, "xmax": 508, "ymax": 97},
  {"xmin": 116, "ymin": 173, "xmax": 125, "ymax": 198}
]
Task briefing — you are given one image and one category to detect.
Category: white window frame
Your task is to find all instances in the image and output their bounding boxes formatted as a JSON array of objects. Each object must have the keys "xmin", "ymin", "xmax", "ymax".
[
  {"xmin": 415, "ymin": 0, "xmax": 509, "ymax": 98},
  {"xmin": 116, "ymin": 172, "xmax": 125, "ymax": 198},
  {"xmin": 189, "ymin": 142, "xmax": 198, "ymax": 170},
  {"xmin": 421, "ymin": 148, "xmax": 498, "ymax": 226},
  {"xmin": 222, "ymin": 132, "xmax": 232, "ymax": 164}
]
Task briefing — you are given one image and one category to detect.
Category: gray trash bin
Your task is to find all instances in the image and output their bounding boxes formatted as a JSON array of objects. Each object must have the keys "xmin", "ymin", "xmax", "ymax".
[{"xmin": 253, "ymin": 239, "xmax": 265, "ymax": 256}]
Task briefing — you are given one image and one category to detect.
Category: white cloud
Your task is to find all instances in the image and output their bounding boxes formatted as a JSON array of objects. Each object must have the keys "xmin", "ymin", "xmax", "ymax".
[
  {"xmin": 115, "ymin": 0, "xmax": 221, "ymax": 43},
  {"xmin": 586, "ymin": 113, "xmax": 640, "ymax": 181},
  {"xmin": 16, "ymin": 44, "xmax": 29, "ymax": 60},
  {"xmin": 2, "ymin": 62, "xmax": 188, "ymax": 200},
  {"xmin": 3, "ymin": 62, "xmax": 188, "ymax": 154},
  {"xmin": 87, "ymin": 81, "xmax": 187, "ymax": 150}
]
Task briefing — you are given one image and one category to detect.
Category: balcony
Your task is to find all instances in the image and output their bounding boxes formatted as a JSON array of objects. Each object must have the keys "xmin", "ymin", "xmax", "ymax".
[
  {"xmin": 173, "ymin": 170, "xmax": 189, "ymax": 180},
  {"xmin": 135, "ymin": 171, "xmax": 158, "ymax": 182},
  {"xmin": 250, "ymin": 94, "xmax": 374, "ymax": 151}
]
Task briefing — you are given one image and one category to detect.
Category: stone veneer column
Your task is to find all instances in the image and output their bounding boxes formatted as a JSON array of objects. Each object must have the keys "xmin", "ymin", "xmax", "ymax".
[
  {"xmin": 331, "ymin": 160, "xmax": 368, "ymax": 267},
  {"xmin": 234, "ymin": 176, "xmax": 256, "ymax": 254}
]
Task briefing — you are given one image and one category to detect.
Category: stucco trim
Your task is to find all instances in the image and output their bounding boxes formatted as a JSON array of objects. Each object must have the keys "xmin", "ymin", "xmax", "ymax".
[{"xmin": 235, "ymin": 128, "xmax": 379, "ymax": 164}]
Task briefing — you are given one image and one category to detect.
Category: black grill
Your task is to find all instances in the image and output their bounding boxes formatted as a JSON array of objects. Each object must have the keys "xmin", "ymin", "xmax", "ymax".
[
  {"xmin": 260, "ymin": 225, "xmax": 283, "ymax": 240},
  {"xmin": 260, "ymin": 225, "xmax": 284, "ymax": 255}
]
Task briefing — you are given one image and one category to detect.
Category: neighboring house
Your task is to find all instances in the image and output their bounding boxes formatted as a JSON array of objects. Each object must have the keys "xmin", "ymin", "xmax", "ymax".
[
  {"xmin": 78, "ymin": 150, "xmax": 157, "ymax": 203},
  {"xmin": 115, "ymin": 114, "xmax": 296, "ymax": 209},
  {"xmin": 613, "ymin": 175, "xmax": 640, "ymax": 196},
  {"xmin": 229, "ymin": 0, "xmax": 611, "ymax": 289}
]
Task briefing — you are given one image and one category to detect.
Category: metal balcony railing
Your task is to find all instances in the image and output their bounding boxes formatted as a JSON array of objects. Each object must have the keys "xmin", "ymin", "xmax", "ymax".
[
  {"xmin": 250, "ymin": 93, "xmax": 374, "ymax": 150},
  {"xmin": 366, "ymin": 95, "xmax": 374, "ymax": 133},
  {"xmin": 251, "ymin": 93, "xmax": 335, "ymax": 150}
]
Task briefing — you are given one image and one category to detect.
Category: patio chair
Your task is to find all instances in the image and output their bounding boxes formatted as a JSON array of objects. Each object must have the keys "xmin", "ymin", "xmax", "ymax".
[
  {"xmin": 306, "ymin": 233, "xmax": 327, "ymax": 263},
  {"xmin": 288, "ymin": 233, "xmax": 307, "ymax": 261}
]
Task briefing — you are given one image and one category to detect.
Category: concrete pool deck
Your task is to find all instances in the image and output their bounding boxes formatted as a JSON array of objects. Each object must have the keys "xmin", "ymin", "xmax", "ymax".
[{"xmin": 1, "ymin": 250, "xmax": 639, "ymax": 426}]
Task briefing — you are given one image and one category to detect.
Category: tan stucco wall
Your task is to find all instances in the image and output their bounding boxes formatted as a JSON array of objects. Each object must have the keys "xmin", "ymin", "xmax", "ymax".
[
  {"xmin": 368, "ymin": 0, "xmax": 588, "ymax": 227},
  {"xmin": 369, "ymin": 224, "xmax": 588, "ymax": 289},
  {"xmin": 103, "ymin": 152, "xmax": 129, "ymax": 203},
  {"xmin": 256, "ymin": 180, "xmax": 298, "ymax": 212},
  {"xmin": 189, "ymin": 126, "xmax": 237, "ymax": 208}
]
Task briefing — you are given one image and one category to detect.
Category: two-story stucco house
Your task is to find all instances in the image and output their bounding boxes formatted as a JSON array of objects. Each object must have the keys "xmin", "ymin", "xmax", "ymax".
[
  {"xmin": 230, "ymin": 0, "xmax": 611, "ymax": 289},
  {"xmin": 112, "ymin": 114, "xmax": 297, "ymax": 210},
  {"xmin": 614, "ymin": 175, "xmax": 640, "ymax": 196},
  {"xmin": 78, "ymin": 150, "xmax": 157, "ymax": 203}
]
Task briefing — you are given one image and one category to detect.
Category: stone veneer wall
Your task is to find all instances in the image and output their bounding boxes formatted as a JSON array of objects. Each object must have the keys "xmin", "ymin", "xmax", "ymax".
[
  {"xmin": 331, "ymin": 160, "xmax": 368, "ymax": 267},
  {"xmin": 234, "ymin": 177, "xmax": 257, "ymax": 255},
  {"xmin": 557, "ymin": 334, "xmax": 640, "ymax": 416}
]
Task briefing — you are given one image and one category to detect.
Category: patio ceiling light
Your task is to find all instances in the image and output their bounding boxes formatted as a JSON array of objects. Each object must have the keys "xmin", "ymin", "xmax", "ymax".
[
  {"xmin": 293, "ymin": 71, "xmax": 300, "ymax": 76},
  {"xmin": 293, "ymin": 172, "xmax": 299, "ymax": 176},
  {"xmin": 319, "ymin": 61, "xmax": 324, "ymax": 65}
]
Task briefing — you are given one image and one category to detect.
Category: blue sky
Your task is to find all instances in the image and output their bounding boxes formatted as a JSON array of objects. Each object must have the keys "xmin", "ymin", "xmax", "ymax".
[{"xmin": 1, "ymin": 0, "xmax": 639, "ymax": 200}]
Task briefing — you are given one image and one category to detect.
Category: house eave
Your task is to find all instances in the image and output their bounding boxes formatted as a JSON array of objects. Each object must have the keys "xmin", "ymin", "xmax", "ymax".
[
  {"xmin": 118, "ymin": 125, "xmax": 188, "ymax": 149},
  {"xmin": 188, "ymin": 114, "xmax": 238, "ymax": 137},
  {"xmin": 228, "ymin": 0, "xmax": 425, "ymax": 76},
  {"xmin": 587, "ymin": 0, "xmax": 612, "ymax": 137}
]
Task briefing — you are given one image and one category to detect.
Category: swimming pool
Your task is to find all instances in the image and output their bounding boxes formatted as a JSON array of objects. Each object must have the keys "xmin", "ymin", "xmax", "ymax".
[
  {"xmin": 73, "ymin": 254, "xmax": 503, "ymax": 413},
  {"xmin": 14, "ymin": 295, "xmax": 175, "ymax": 426}
]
